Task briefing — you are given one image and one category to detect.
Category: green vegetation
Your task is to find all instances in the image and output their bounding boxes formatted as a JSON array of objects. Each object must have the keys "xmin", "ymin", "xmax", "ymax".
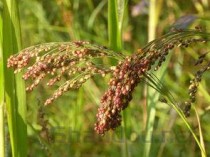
[
  {"xmin": 1, "ymin": 0, "xmax": 210, "ymax": 157},
  {"xmin": 1, "ymin": 0, "xmax": 27, "ymax": 157}
]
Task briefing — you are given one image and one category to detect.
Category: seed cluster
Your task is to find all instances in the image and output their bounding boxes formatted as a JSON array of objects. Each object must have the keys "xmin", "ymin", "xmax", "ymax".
[
  {"xmin": 94, "ymin": 51, "xmax": 165, "ymax": 134},
  {"xmin": 94, "ymin": 43, "xmax": 176, "ymax": 134},
  {"xmin": 95, "ymin": 56, "xmax": 145, "ymax": 134},
  {"xmin": 95, "ymin": 28, "xmax": 209, "ymax": 135},
  {"xmin": 7, "ymin": 41, "xmax": 118, "ymax": 105},
  {"xmin": 184, "ymin": 55, "xmax": 210, "ymax": 116},
  {"xmin": 7, "ymin": 28, "xmax": 210, "ymax": 135}
]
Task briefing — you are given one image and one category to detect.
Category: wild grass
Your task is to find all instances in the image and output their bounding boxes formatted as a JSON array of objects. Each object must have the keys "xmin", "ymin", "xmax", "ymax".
[
  {"xmin": 1, "ymin": 0, "xmax": 27, "ymax": 157},
  {"xmin": 2, "ymin": 0, "xmax": 210, "ymax": 157}
]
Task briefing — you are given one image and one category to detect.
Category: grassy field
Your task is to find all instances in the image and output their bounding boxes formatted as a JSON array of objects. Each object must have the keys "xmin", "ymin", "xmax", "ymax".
[{"xmin": 1, "ymin": 0, "xmax": 210, "ymax": 157}]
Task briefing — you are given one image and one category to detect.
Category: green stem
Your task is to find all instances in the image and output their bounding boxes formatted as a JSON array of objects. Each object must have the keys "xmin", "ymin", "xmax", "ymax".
[
  {"xmin": 170, "ymin": 103, "xmax": 206, "ymax": 156},
  {"xmin": 0, "ymin": 7, "xmax": 5, "ymax": 157},
  {"xmin": 2, "ymin": 0, "xmax": 27, "ymax": 156},
  {"xmin": 148, "ymin": 0, "xmax": 157, "ymax": 42},
  {"xmin": 0, "ymin": 104, "xmax": 4, "ymax": 157},
  {"xmin": 108, "ymin": 0, "xmax": 122, "ymax": 50},
  {"xmin": 144, "ymin": 0, "xmax": 163, "ymax": 156},
  {"xmin": 193, "ymin": 106, "xmax": 206, "ymax": 157}
]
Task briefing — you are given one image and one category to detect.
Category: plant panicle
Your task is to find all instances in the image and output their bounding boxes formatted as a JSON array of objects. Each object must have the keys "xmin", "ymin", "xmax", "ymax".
[{"xmin": 7, "ymin": 28, "xmax": 210, "ymax": 135}]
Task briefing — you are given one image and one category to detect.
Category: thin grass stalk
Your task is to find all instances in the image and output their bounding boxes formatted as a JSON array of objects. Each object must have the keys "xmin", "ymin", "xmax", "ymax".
[
  {"xmin": 75, "ymin": 88, "xmax": 84, "ymax": 130},
  {"xmin": 108, "ymin": 0, "xmax": 128, "ymax": 156},
  {"xmin": 2, "ymin": 0, "xmax": 27, "ymax": 156},
  {"xmin": 144, "ymin": 68, "xmax": 207, "ymax": 157},
  {"xmin": 75, "ymin": 88, "xmax": 84, "ymax": 155},
  {"xmin": 144, "ymin": 0, "xmax": 164, "ymax": 156},
  {"xmin": 194, "ymin": 106, "xmax": 206, "ymax": 157},
  {"xmin": 0, "ymin": 9, "xmax": 5, "ymax": 157},
  {"xmin": 0, "ymin": 105, "xmax": 4, "ymax": 157},
  {"xmin": 88, "ymin": 0, "xmax": 106, "ymax": 29},
  {"xmin": 108, "ymin": 0, "xmax": 122, "ymax": 51},
  {"xmin": 170, "ymin": 103, "xmax": 206, "ymax": 156}
]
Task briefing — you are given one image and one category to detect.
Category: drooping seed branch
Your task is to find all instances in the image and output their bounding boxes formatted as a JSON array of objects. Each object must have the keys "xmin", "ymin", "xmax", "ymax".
[{"xmin": 7, "ymin": 28, "xmax": 210, "ymax": 135}]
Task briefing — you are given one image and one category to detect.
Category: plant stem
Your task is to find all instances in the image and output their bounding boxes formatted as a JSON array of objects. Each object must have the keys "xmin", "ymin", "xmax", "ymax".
[
  {"xmin": 108, "ymin": 0, "xmax": 122, "ymax": 51},
  {"xmin": 194, "ymin": 106, "xmax": 206, "ymax": 157},
  {"xmin": 0, "ymin": 104, "xmax": 4, "ymax": 157},
  {"xmin": 144, "ymin": 0, "xmax": 163, "ymax": 157},
  {"xmin": 0, "ymin": 7, "xmax": 5, "ymax": 157},
  {"xmin": 2, "ymin": 0, "xmax": 27, "ymax": 156}
]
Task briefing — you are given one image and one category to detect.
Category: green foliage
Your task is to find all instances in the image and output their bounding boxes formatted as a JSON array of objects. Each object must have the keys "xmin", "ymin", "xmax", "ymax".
[
  {"xmin": 0, "ymin": 5, "xmax": 5, "ymax": 157},
  {"xmin": 1, "ymin": 0, "xmax": 27, "ymax": 156}
]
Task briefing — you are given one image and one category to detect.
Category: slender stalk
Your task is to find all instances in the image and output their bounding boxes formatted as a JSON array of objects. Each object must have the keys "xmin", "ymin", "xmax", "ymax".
[
  {"xmin": 148, "ymin": 0, "xmax": 157, "ymax": 42},
  {"xmin": 194, "ymin": 106, "xmax": 206, "ymax": 157},
  {"xmin": 144, "ymin": 0, "xmax": 163, "ymax": 157},
  {"xmin": 0, "ymin": 105, "xmax": 4, "ymax": 157},
  {"xmin": 145, "ymin": 71, "xmax": 207, "ymax": 156},
  {"xmin": 2, "ymin": 0, "xmax": 27, "ymax": 157},
  {"xmin": 0, "ymin": 7, "xmax": 5, "ymax": 157},
  {"xmin": 170, "ymin": 103, "xmax": 206, "ymax": 156},
  {"xmin": 108, "ymin": 0, "xmax": 122, "ymax": 51}
]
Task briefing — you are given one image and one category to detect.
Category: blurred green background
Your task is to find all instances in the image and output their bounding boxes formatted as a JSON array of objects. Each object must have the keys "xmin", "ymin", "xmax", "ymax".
[{"xmin": 11, "ymin": 0, "xmax": 210, "ymax": 156}]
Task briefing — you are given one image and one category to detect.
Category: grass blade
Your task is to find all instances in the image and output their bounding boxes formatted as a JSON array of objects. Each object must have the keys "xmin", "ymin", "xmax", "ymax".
[
  {"xmin": 0, "ymin": 8, "xmax": 5, "ymax": 157},
  {"xmin": 108, "ymin": 0, "xmax": 121, "ymax": 50},
  {"xmin": 194, "ymin": 106, "xmax": 206, "ymax": 157},
  {"xmin": 144, "ymin": 0, "xmax": 163, "ymax": 157},
  {"xmin": 2, "ymin": 0, "xmax": 27, "ymax": 156}
]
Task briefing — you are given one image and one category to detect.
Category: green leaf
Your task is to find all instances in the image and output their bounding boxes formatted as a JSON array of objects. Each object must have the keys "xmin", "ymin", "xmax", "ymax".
[
  {"xmin": 0, "ymin": 6, "xmax": 5, "ymax": 157},
  {"xmin": 2, "ymin": 0, "xmax": 27, "ymax": 156}
]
